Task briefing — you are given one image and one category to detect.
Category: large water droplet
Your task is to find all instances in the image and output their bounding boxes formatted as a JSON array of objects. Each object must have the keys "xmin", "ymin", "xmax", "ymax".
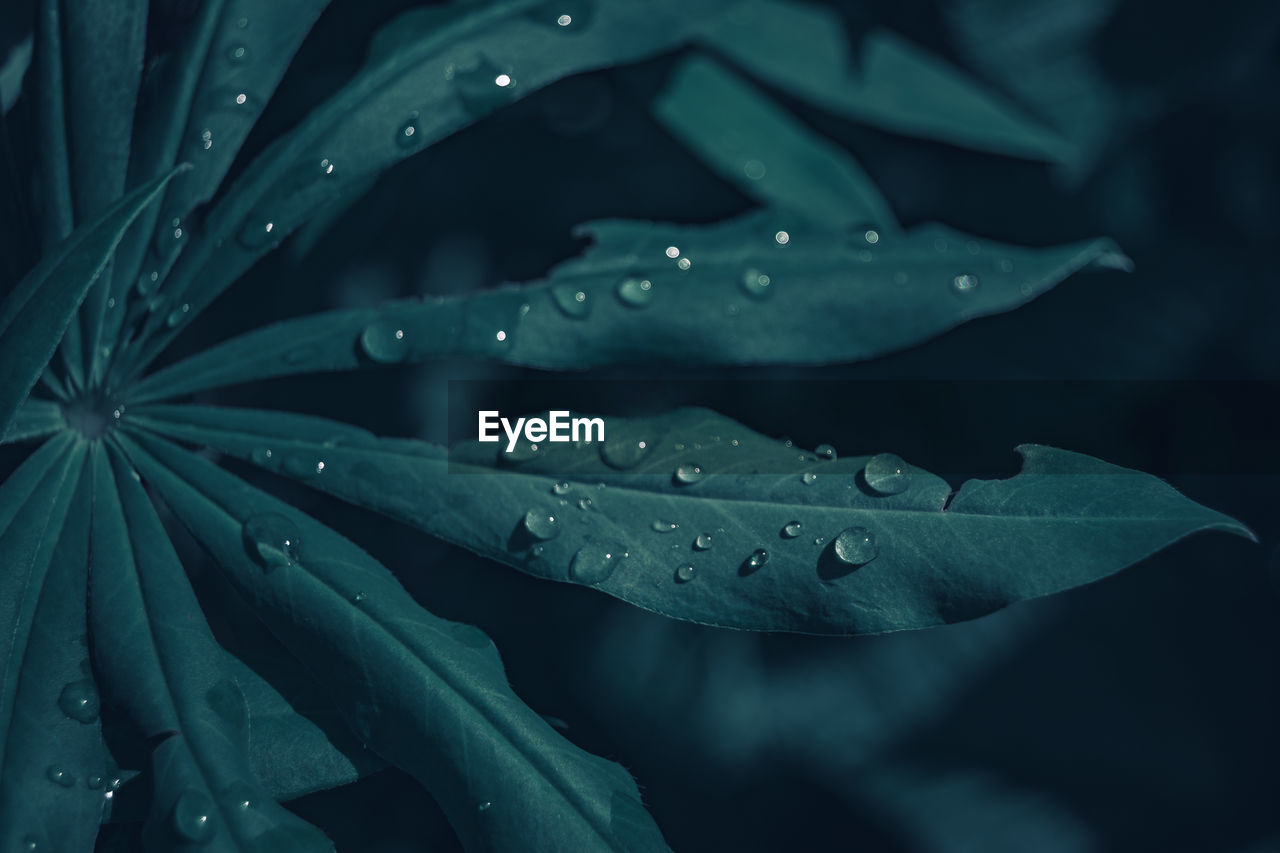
[
  {"xmin": 453, "ymin": 55, "xmax": 519, "ymax": 115},
  {"xmin": 673, "ymin": 463, "xmax": 703, "ymax": 485},
  {"xmin": 740, "ymin": 268, "xmax": 773, "ymax": 299},
  {"xmin": 243, "ymin": 513, "xmax": 301, "ymax": 570},
  {"xmin": 171, "ymin": 789, "xmax": 217, "ymax": 843},
  {"xmin": 58, "ymin": 679, "xmax": 100, "ymax": 724},
  {"xmin": 693, "ymin": 533, "xmax": 713, "ymax": 551},
  {"xmin": 568, "ymin": 542, "xmax": 625, "ymax": 584},
  {"xmin": 523, "ymin": 509, "xmax": 561, "ymax": 541},
  {"xmin": 360, "ymin": 321, "xmax": 409, "ymax": 363},
  {"xmin": 746, "ymin": 548, "xmax": 769, "ymax": 569},
  {"xmin": 781, "ymin": 520, "xmax": 802, "ymax": 538},
  {"xmin": 951, "ymin": 274, "xmax": 980, "ymax": 294},
  {"xmin": 551, "ymin": 284, "xmax": 590, "ymax": 318},
  {"xmin": 651, "ymin": 519, "xmax": 679, "ymax": 533},
  {"xmin": 615, "ymin": 277, "xmax": 654, "ymax": 307},
  {"xmin": 674, "ymin": 564, "xmax": 696, "ymax": 583},
  {"xmin": 814, "ymin": 443, "xmax": 837, "ymax": 460},
  {"xmin": 833, "ymin": 527, "xmax": 878, "ymax": 566},
  {"xmin": 863, "ymin": 452, "xmax": 910, "ymax": 495},
  {"xmin": 46, "ymin": 766, "xmax": 74, "ymax": 787},
  {"xmin": 600, "ymin": 427, "xmax": 651, "ymax": 469}
]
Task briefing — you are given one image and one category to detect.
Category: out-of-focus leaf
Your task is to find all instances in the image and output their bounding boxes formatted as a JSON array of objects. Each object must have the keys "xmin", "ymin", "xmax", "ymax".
[
  {"xmin": 1, "ymin": 398, "xmax": 64, "ymax": 444},
  {"xmin": 111, "ymin": 0, "xmax": 739, "ymax": 384},
  {"xmin": 129, "ymin": 211, "xmax": 1127, "ymax": 401},
  {"xmin": 654, "ymin": 55, "xmax": 898, "ymax": 231},
  {"xmin": 0, "ymin": 165, "xmax": 186, "ymax": 438},
  {"xmin": 693, "ymin": 0, "xmax": 1071, "ymax": 163},
  {"xmin": 127, "ymin": 406, "xmax": 1252, "ymax": 635},
  {"xmin": 89, "ymin": 443, "xmax": 332, "ymax": 850},
  {"xmin": 0, "ymin": 436, "xmax": 107, "ymax": 852},
  {"xmin": 114, "ymin": 428, "xmax": 672, "ymax": 852}
]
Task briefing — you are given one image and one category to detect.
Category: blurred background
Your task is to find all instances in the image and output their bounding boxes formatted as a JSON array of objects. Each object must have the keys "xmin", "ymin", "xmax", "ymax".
[{"xmin": 3, "ymin": 0, "xmax": 1279, "ymax": 849}]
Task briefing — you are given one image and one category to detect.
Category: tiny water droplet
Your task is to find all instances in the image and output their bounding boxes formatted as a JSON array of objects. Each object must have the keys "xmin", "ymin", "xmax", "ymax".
[
  {"xmin": 551, "ymin": 284, "xmax": 590, "ymax": 318},
  {"xmin": 813, "ymin": 536, "xmax": 826, "ymax": 546},
  {"xmin": 802, "ymin": 472, "xmax": 818, "ymax": 485},
  {"xmin": 236, "ymin": 217, "xmax": 276, "ymax": 249},
  {"xmin": 600, "ymin": 428, "xmax": 651, "ymax": 469},
  {"xmin": 864, "ymin": 229, "xmax": 880, "ymax": 244},
  {"xmin": 615, "ymin": 277, "xmax": 654, "ymax": 307},
  {"xmin": 952, "ymin": 274, "xmax": 980, "ymax": 294},
  {"xmin": 814, "ymin": 443, "xmax": 837, "ymax": 460},
  {"xmin": 46, "ymin": 766, "xmax": 74, "ymax": 787},
  {"xmin": 523, "ymin": 509, "xmax": 561, "ymax": 540},
  {"xmin": 997, "ymin": 258, "xmax": 1014, "ymax": 273},
  {"xmin": 781, "ymin": 521, "xmax": 802, "ymax": 538},
  {"xmin": 693, "ymin": 533, "xmax": 713, "ymax": 551},
  {"xmin": 251, "ymin": 447, "xmax": 273, "ymax": 465},
  {"xmin": 651, "ymin": 519, "xmax": 679, "ymax": 533},
  {"xmin": 453, "ymin": 55, "xmax": 519, "ymax": 114},
  {"xmin": 396, "ymin": 117, "xmax": 420, "ymax": 148},
  {"xmin": 227, "ymin": 43, "xmax": 248, "ymax": 63},
  {"xmin": 528, "ymin": 1, "xmax": 594, "ymax": 31},
  {"xmin": 360, "ymin": 321, "xmax": 409, "ymax": 363},
  {"xmin": 863, "ymin": 452, "xmax": 910, "ymax": 495},
  {"xmin": 199, "ymin": 127, "xmax": 213, "ymax": 150},
  {"xmin": 577, "ymin": 498, "xmax": 593, "ymax": 511},
  {"xmin": 568, "ymin": 542, "xmax": 625, "ymax": 584},
  {"xmin": 243, "ymin": 513, "xmax": 301, "ymax": 570},
  {"xmin": 221, "ymin": 781, "xmax": 255, "ymax": 812},
  {"xmin": 665, "ymin": 246, "xmax": 680, "ymax": 259},
  {"xmin": 87, "ymin": 775, "xmax": 104, "ymax": 790},
  {"xmin": 674, "ymin": 564, "xmax": 696, "ymax": 583},
  {"xmin": 58, "ymin": 679, "xmax": 100, "ymax": 724},
  {"xmin": 740, "ymin": 268, "xmax": 773, "ymax": 299},
  {"xmin": 676, "ymin": 257, "xmax": 691, "ymax": 270},
  {"xmin": 833, "ymin": 527, "xmax": 878, "ymax": 566},
  {"xmin": 552, "ymin": 482, "xmax": 571, "ymax": 495},
  {"xmin": 478, "ymin": 801, "xmax": 493, "ymax": 813},
  {"xmin": 746, "ymin": 548, "xmax": 769, "ymax": 569},
  {"xmin": 744, "ymin": 159, "xmax": 766, "ymax": 180},
  {"xmin": 165, "ymin": 303, "xmax": 190, "ymax": 328},
  {"xmin": 136, "ymin": 270, "xmax": 159, "ymax": 296},
  {"xmin": 171, "ymin": 789, "xmax": 217, "ymax": 843},
  {"xmin": 775, "ymin": 230, "xmax": 790, "ymax": 245},
  {"xmin": 352, "ymin": 591, "xmax": 367, "ymax": 604},
  {"xmin": 673, "ymin": 463, "xmax": 703, "ymax": 485}
]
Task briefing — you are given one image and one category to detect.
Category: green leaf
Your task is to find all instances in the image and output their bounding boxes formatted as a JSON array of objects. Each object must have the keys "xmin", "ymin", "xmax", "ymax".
[
  {"xmin": 0, "ymin": 165, "xmax": 188, "ymax": 439},
  {"xmin": 111, "ymin": 0, "xmax": 739, "ymax": 385},
  {"xmin": 0, "ymin": 435, "xmax": 108, "ymax": 852},
  {"xmin": 130, "ymin": 212, "xmax": 1127, "ymax": 402},
  {"xmin": 114, "ymin": 428, "xmax": 671, "ymax": 852},
  {"xmin": 654, "ymin": 55, "xmax": 898, "ymax": 231},
  {"xmin": 693, "ymin": 0, "xmax": 1071, "ymax": 162},
  {"xmin": 89, "ymin": 443, "xmax": 332, "ymax": 850},
  {"xmin": 130, "ymin": 406, "xmax": 1253, "ymax": 635},
  {"xmin": 1, "ymin": 398, "xmax": 65, "ymax": 445}
]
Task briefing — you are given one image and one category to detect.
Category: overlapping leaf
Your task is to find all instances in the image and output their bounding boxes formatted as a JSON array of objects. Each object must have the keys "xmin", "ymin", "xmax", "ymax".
[
  {"xmin": 128, "ymin": 406, "xmax": 1251, "ymax": 634},
  {"xmin": 115, "ymin": 428, "xmax": 672, "ymax": 852}
]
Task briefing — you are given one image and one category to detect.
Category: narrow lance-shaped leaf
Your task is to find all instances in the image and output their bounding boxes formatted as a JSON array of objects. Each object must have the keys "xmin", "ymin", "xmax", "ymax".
[
  {"xmin": 89, "ymin": 443, "xmax": 332, "ymax": 851},
  {"xmin": 111, "ymin": 0, "xmax": 741, "ymax": 385},
  {"xmin": 691, "ymin": 0, "xmax": 1071, "ymax": 162},
  {"xmin": 114, "ymin": 428, "xmax": 671, "ymax": 852},
  {"xmin": 0, "ymin": 165, "xmax": 188, "ymax": 438},
  {"xmin": 1, "ymin": 398, "xmax": 65, "ymax": 445},
  {"xmin": 103, "ymin": 0, "xmax": 331, "ymax": 364},
  {"xmin": 131, "ymin": 406, "xmax": 1253, "ymax": 635},
  {"xmin": 0, "ymin": 435, "xmax": 108, "ymax": 852},
  {"xmin": 654, "ymin": 55, "xmax": 898, "ymax": 232},
  {"xmin": 130, "ymin": 211, "xmax": 1127, "ymax": 402}
]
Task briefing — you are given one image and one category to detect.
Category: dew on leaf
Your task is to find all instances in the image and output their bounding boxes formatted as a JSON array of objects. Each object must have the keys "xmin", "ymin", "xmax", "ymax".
[
  {"xmin": 396, "ymin": 117, "xmax": 420, "ymax": 148},
  {"xmin": 746, "ymin": 548, "xmax": 769, "ymax": 569},
  {"xmin": 236, "ymin": 217, "xmax": 276, "ymax": 249},
  {"xmin": 57, "ymin": 679, "xmax": 100, "ymax": 724},
  {"xmin": 46, "ymin": 766, "xmax": 74, "ymax": 787},
  {"xmin": 814, "ymin": 443, "xmax": 837, "ymax": 460},
  {"xmin": 833, "ymin": 527, "xmax": 878, "ymax": 566},
  {"xmin": 952, "ymin": 274, "xmax": 980, "ymax": 294},
  {"xmin": 775, "ymin": 230, "xmax": 790, "ymax": 245},
  {"xmin": 454, "ymin": 55, "xmax": 519, "ymax": 114},
  {"xmin": 781, "ymin": 520, "xmax": 802, "ymax": 538},
  {"xmin": 552, "ymin": 482, "xmax": 571, "ymax": 495},
  {"xmin": 243, "ymin": 513, "xmax": 301, "ymax": 570},
  {"xmin": 171, "ymin": 789, "xmax": 217, "ymax": 843},
  {"xmin": 673, "ymin": 463, "xmax": 703, "ymax": 485},
  {"xmin": 674, "ymin": 564, "xmax": 696, "ymax": 583},
  {"xmin": 600, "ymin": 428, "xmax": 651, "ymax": 469},
  {"xmin": 740, "ymin": 268, "xmax": 773, "ymax": 299},
  {"xmin": 676, "ymin": 257, "xmax": 691, "ymax": 270},
  {"xmin": 360, "ymin": 321, "xmax": 409, "ymax": 363},
  {"xmin": 523, "ymin": 510, "xmax": 561, "ymax": 540},
  {"xmin": 651, "ymin": 519, "xmax": 679, "ymax": 533},
  {"xmin": 568, "ymin": 542, "xmax": 625, "ymax": 584},
  {"xmin": 802, "ymin": 472, "xmax": 818, "ymax": 485},
  {"xmin": 616, "ymin": 277, "xmax": 654, "ymax": 307},
  {"xmin": 863, "ymin": 452, "xmax": 910, "ymax": 495},
  {"xmin": 693, "ymin": 533, "xmax": 713, "ymax": 551},
  {"xmin": 551, "ymin": 284, "xmax": 590, "ymax": 318},
  {"xmin": 165, "ymin": 303, "xmax": 190, "ymax": 328}
]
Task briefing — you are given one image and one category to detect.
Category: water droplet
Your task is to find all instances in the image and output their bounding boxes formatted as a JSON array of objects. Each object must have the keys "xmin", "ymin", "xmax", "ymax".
[
  {"xmin": 568, "ymin": 542, "xmax": 625, "ymax": 584},
  {"xmin": 615, "ymin": 277, "xmax": 654, "ymax": 307},
  {"xmin": 665, "ymin": 246, "xmax": 680, "ymax": 259},
  {"xmin": 863, "ymin": 452, "xmax": 910, "ymax": 495},
  {"xmin": 744, "ymin": 159, "xmax": 766, "ymax": 180},
  {"xmin": 833, "ymin": 527, "xmax": 878, "ymax": 566},
  {"xmin": 952, "ymin": 274, "xmax": 980, "ymax": 294},
  {"xmin": 676, "ymin": 257, "xmax": 692, "ymax": 270},
  {"xmin": 740, "ymin": 268, "xmax": 773, "ymax": 299},
  {"xmin": 674, "ymin": 564, "xmax": 696, "ymax": 583},
  {"xmin": 136, "ymin": 270, "xmax": 159, "ymax": 296},
  {"xmin": 352, "ymin": 591, "xmax": 367, "ymax": 604},
  {"xmin": 673, "ymin": 463, "xmax": 703, "ymax": 485},
  {"xmin": 813, "ymin": 536, "xmax": 826, "ymax": 546},
  {"xmin": 360, "ymin": 321, "xmax": 409, "ymax": 363},
  {"xmin": 87, "ymin": 775, "xmax": 104, "ymax": 790},
  {"xmin": 781, "ymin": 520, "xmax": 802, "ymax": 538},
  {"xmin": 478, "ymin": 801, "xmax": 493, "ymax": 813},
  {"xmin": 802, "ymin": 472, "xmax": 818, "ymax": 485},
  {"xmin": 57, "ymin": 679, "xmax": 99, "ymax": 724},
  {"xmin": 551, "ymin": 284, "xmax": 590, "ymax": 318},
  {"xmin": 243, "ymin": 513, "xmax": 301, "ymax": 570},
  {"xmin": 528, "ymin": 1, "xmax": 594, "ymax": 31},
  {"xmin": 997, "ymin": 258, "xmax": 1014, "ymax": 273},
  {"xmin": 651, "ymin": 519, "xmax": 679, "ymax": 533},
  {"xmin": 454, "ymin": 55, "xmax": 519, "ymax": 114},
  {"xmin": 236, "ymin": 217, "xmax": 276, "ymax": 249},
  {"xmin": 552, "ymin": 482, "xmax": 571, "ymax": 495},
  {"xmin": 775, "ymin": 230, "xmax": 790, "ymax": 245},
  {"xmin": 600, "ymin": 429, "xmax": 651, "ymax": 469},
  {"xmin": 523, "ymin": 509, "xmax": 561, "ymax": 540},
  {"xmin": 396, "ymin": 116, "xmax": 420, "ymax": 148},
  {"xmin": 814, "ymin": 443, "xmax": 837, "ymax": 460},
  {"xmin": 221, "ymin": 781, "xmax": 255, "ymax": 812},
  {"xmin": 864, "ymin": 229, "xmax": 880, "ymax": 244},
  {"xmin": 165, "ymin": 303, "xmax": 190, "ymax": 328},
  {"xmin": 199, "ymin": 127, "xmax": 213, "ymax": 150},
  {"xmin": 20, "ymin": 835, "xmax": 39, "ymax": 851},
  {"xmin": 577, "ymin": 498, "xmax": 593, "ymax": 511},
  {"xmin": 251, "ymin": 447, "xmax": 273, "ymax": 465},
  {"xmin": 693, "ymin": 533, "xmax": 713, "ymax": 551},
  {"xmin": 746, "ymin": 548, "xmax": 769, "ymax": 569},
  {"xmin": 503, "ymin": 437, "xmax": 541, "ymax": 462},
  {"xmin": 227, "ymin": 43, "xmax": 248, "ymax": 63},
  {"xmin": 171, "ymin": 789, "xmax": 217, "ymax": 843},
  {"xmin": 46, "ymin": 766, "xmax": 74, "ymax": 787},
  {"xmin": 495, "ymin": 329, "xmax": 507, "ymax": 342}
]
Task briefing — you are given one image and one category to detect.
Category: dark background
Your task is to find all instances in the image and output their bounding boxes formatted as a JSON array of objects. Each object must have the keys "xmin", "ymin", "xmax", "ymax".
[{"xmin": 3, "ymin": 0, "xmax": 1279, "ymax": 850}]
